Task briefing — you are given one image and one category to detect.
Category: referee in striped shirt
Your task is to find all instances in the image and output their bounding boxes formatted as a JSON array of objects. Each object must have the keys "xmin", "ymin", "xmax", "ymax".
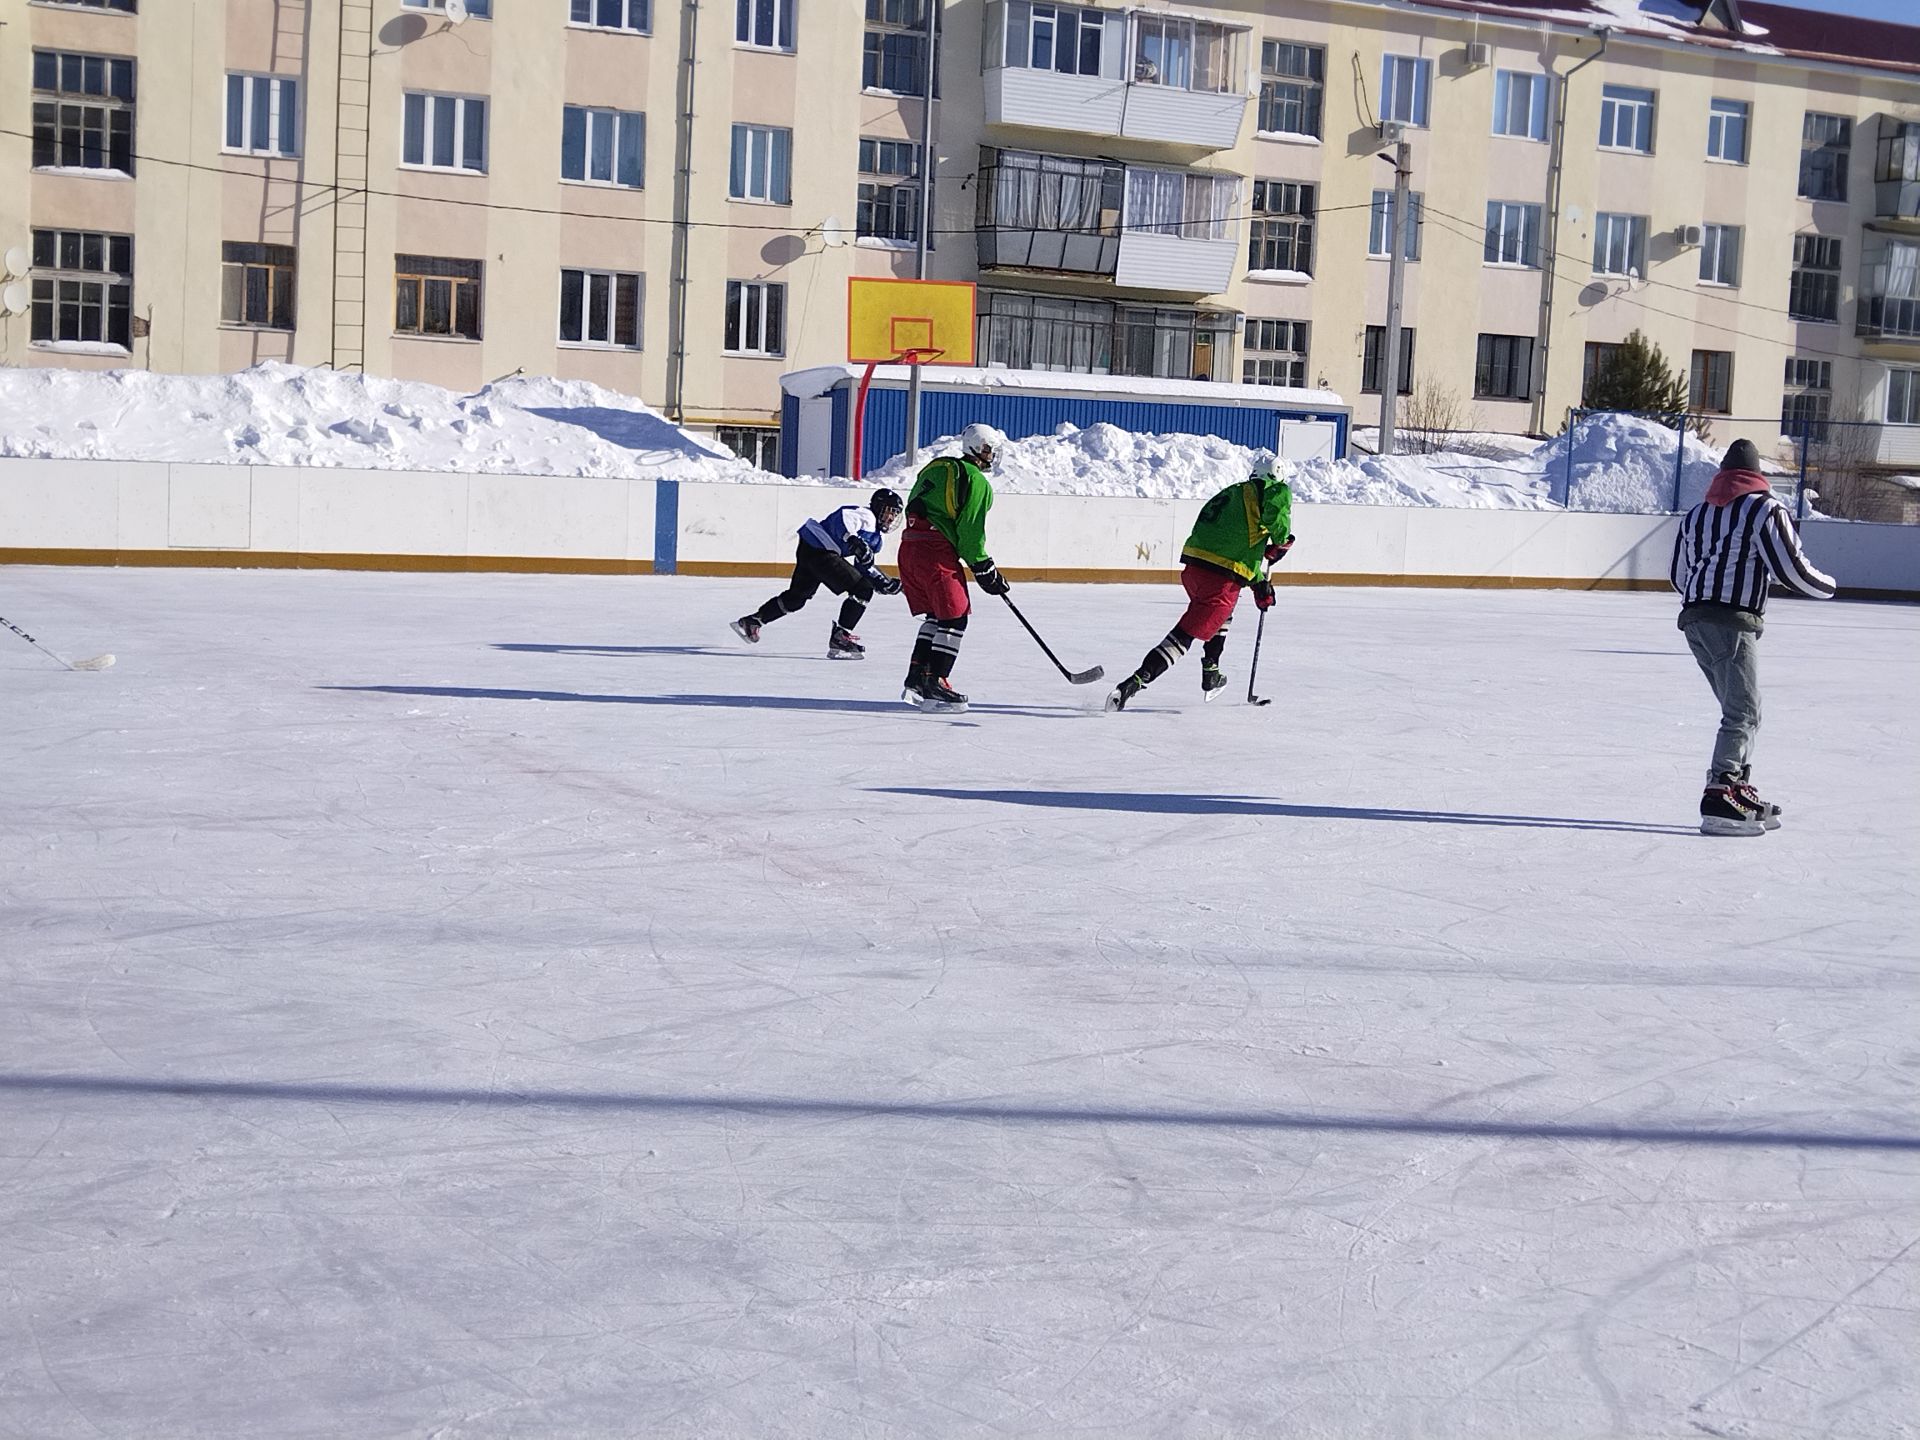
[{"xmin": 1671, "ymin": 438, "xmax": 1836, "ymax": 836}]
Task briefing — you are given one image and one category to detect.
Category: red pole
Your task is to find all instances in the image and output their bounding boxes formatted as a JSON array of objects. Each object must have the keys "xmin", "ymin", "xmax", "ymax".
[{"xmin": 851, "ymin": 359, "xmax": 879, "ymax": 482}]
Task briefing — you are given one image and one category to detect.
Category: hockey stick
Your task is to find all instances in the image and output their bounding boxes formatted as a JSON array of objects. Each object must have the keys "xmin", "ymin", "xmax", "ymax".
[
  {"xmin": 999, "ymin": 593, "xmax": 1104, "ymax": 685},
  {"xmin": 0, "ymin": 613, "xmax": 116, "ymax": 671},
  {"xmin": 1245, "ymin": 608, "xmax": 1271, "ymax": 706}
]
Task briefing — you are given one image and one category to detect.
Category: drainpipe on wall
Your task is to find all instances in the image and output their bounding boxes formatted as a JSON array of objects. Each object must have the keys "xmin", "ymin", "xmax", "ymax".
[
  {"xmin": 903, "ymin": 0, "xmax": 942, "ymax": 462},
  {"xmin": 1530, "ymin": 27, "xmax": 1609, "ymax": 437},
  {"xmin": 666, "ymin": 0, "xmax": 700, "ymax": 424}
]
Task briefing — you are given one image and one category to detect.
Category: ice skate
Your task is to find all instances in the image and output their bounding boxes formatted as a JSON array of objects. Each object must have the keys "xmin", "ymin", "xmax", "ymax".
[
  {"xmin": 827, "ymin": 625, "xmax": 865, "ymax": 660},
  {"xmin": 1200, "ymin": 663, "xmax": 1228, "ymax": 701},
  {"xmin": 1732, "ymin": 767, "xmax": 1782, "ymax": 829},
  {"xmin": 730, "ymin": 616, "xmax": 762, "ymax": 644},
  {"xmin": 1105, "ymin": 676, "xmax": 1142, "ymax": 712},
  {"xmin": 914, "ymin": 677, "xmax": 969, "ymax": 714},
  {"xmin": 1700, "ymin": 778, "xmax": 1766, "ymax": 837}
]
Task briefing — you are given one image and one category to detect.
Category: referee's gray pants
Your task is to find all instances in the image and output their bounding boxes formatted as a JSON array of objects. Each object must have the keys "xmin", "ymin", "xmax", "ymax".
[{"xmin": 1678, "ymin": 603, "xmax": 1764, "ymax": 784}]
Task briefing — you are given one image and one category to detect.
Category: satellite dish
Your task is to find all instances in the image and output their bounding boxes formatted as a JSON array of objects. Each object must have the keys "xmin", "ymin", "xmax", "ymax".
[
  {"xmin": 444, "ymin": 0, "xmax": 469, "ymax": 22},
  {"xmin": 2, "ymin": 247, "xmax": 27, "ymax": 279},
  {"xmin": 821, "ymin": 215, "xmax": 851, "ymax": 248},
  {"xmin": 1, "ymin": 282, "xmax": 28, "ymax": 317}
]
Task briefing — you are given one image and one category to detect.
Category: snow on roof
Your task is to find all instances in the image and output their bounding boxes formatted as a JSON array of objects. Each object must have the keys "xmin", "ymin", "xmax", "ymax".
[{"xmin": 779, "ymin": 365, "xmax": 1347, "ymax": 412}]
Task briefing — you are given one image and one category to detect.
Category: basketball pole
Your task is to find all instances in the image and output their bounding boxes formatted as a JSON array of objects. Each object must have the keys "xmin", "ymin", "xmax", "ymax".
[{"xmin": 905, "ymin": 0, "xmax": 941, "ymax": 464}]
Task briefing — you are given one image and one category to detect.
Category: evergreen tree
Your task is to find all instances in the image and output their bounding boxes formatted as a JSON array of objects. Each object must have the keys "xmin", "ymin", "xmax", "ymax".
[{"xmin": 1584, "ymin": 330, "xmax": 1691, "ymax": 420}]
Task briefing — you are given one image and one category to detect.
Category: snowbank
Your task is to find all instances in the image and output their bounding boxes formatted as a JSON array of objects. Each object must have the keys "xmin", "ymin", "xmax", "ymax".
[
  {"xmin": 0, "ymin": 362, "xmax": 759, "ymax": 481},
  {"xmin": 1540, "ymin": 412, "xmax": 1724, "ymax": 512}
]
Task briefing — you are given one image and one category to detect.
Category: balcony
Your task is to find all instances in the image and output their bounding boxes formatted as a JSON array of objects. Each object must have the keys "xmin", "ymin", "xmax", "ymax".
[
  {"xmin": 1857, "ymin": 245, "xmax": 1920, "ymax": 354},
  {"xmin": 982, "ymin": 1, "xmax": 1250, "ymax": 153},
  {"xmin": 976, "ymin": 149, "xmax": 1240, "ymax": 296},
  {"xmin": 1873, "ymin": 117, "xmax": 1920, "ymax": 228}
]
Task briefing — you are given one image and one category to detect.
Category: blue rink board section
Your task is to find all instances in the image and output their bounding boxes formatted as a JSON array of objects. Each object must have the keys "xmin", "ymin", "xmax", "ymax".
[{"xmin": 653, "ymin": 480, "xmax": 678, "ymax": 574}]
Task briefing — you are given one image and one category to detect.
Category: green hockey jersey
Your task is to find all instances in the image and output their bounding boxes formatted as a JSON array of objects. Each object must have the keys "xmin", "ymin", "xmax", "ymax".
[
  {"xmin": 1180, "ymin": 476, "xmax": 1294, "ymax": 583},
  {"xmin": 906, "ymin": 455, "xmax": 995, "ymax": 567}
]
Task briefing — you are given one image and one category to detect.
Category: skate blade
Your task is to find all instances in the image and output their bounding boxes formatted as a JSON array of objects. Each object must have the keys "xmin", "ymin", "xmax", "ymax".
[
  {"xmin": 1700, "ymin": 815, "xmax": 1767, "ymax": 837},
  {"xmin": 729, "ymin": 622, "xmax": 759, "ymax": 644},
  {"xmin": 915, "ymin": 696, "xmax": 968, "ymax": 714},
  {"xmin": 827, "ymin": 650, "xmax": 866, "ymax": 661},
  {"xmin": 1202, "ymin": 688, "xmax": 1223, "ymax": 703}
]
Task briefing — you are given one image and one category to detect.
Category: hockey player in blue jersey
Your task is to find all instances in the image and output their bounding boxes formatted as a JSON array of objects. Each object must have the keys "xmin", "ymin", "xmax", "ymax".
[{"xmin": 731, "ymin": 488, "xmax": 905, "ymax": 659}]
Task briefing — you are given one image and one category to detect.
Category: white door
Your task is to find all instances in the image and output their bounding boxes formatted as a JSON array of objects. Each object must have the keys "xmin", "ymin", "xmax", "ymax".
[
  {"xmin": 1275, "ymin": 418, "xmax": 1338, "ymax": 462},
  {"xmin": 796, "ymin": 397, "xmax": 833, "ymax": 478}
]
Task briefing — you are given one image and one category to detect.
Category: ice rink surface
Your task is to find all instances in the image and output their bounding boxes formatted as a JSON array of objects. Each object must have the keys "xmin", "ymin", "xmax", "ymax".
[{"xmin": 3, "ymin": 566, "xmax": 1916, "ymax": 1440}]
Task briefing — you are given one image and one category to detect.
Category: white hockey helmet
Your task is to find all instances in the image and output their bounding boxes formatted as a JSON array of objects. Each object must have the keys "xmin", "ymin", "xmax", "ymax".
[
  {"xmin": 1248, "ymin": 448, "xmax": 1279, "ymax": 481},
  {"xmin": 960, "ymin": 423, "xmax": 1007, "ymax": 466}
]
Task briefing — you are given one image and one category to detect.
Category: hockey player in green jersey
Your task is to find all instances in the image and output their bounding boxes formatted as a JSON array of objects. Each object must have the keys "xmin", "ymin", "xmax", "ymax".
[{"xmin": 896, "ymin": 423, "xmax": 1009, "ymax": 714}]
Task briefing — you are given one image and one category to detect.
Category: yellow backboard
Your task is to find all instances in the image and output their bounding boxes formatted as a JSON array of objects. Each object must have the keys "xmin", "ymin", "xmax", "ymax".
[{"xmin": 847, "ymin": 278, "xmax": 976, "ymax": 366}]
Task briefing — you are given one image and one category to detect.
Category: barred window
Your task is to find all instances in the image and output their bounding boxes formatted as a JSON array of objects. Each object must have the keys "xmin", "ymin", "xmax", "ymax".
[
  {"xmin": 221, "ymin": 242, "xmax": 295, "ymax": 330},
  {"xmin": 1243, "ymin": 319, "xmax": 1308, "ymax": 388},
  {"xmin": 30, "ymin": 229, "xmax": 134, "ymax": 350},
  {"xmin": 1788, "ymin": 235, "xmax": 1841, "ymax": 322},
  {"xmin": 395, "ymin": 253, "xmax": 483, "ymax": 339},
  {"xmin": 31, "ymin": 50, "xmax": 136, "ymax": 175},
  {"xmin": 1258, "ymin": 41, "xmax": 1322, "ymax": 139},
  {"xmin": 1248, "ymin": 180, "xmax": 1313, "ymax": 274}
]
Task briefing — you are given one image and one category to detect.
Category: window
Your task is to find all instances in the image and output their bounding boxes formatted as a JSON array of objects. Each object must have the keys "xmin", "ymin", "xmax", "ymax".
[
  {"xmin": 1368, "ymin": 190, "xmax": 1422, "ymax": 260},
  {"xmin": 570, "ymin": 0, "xmax": 649, "ymax": 30},
  {"xmin": 561, "ymin": 106, "xmax": 643, "ymax": 187},
  {"xmin": 1888, "ymin": 369, "xmax": 1920, "ymax": 425},
  {"xmin": 1484, "ymin": 201, "xmax": 1541, "ymax": 267},
  {"xmin": 858, "ymin": 137, "xmax": 921, "ymax": 243},
  {"xmin": 1690, "ymin": 349, "xmax": 1733, "ymax": 413},
  {"xmin": 1798, "ymin": 113, "xmax": 1851, "ymax": 202},
  {"xmin": 224, "ymin": 74, "xmax": 298, "ymax": 157},
  {"xmin": 1132, "ymin": 14, "xmax": 1242, "ymax": 94},
  {"xmin": 402, "ymin": 92, "xmax": 486, "ymax": 172},
  {"xmin": 1781, "ymin": 357, "xmax": 1831, "ymax": 440},
  {"xmin": 395, "ymin": 254, "xmax": 483, "ymax": 339},
  {"xmin": 406, "ymin": 0, "xmax": 492, "ymax": 12},
  {"xmin": 1380, "ymin": 55, "xmax": 1430, "ymax": 127},
  {"xmin": 1248, "ymin": 180, "xmax": 1313, "ymax": 274},
  {"xmin": 31, "ymin": 51, "xmax": 136, "ymax": 175},
  {"xmin": 1788, "ymin": 235, "xmax": 1841, "ymax": 321},
  {"xmin": 1258, "ymin": 41, "xmax": 1323, "ymax": 138},
  {"xmin": 1699, "ymin": 223, "xmax": 1741, "ymax": 286},
  {"xmin": 1125, "ymin": 169, "xmax": 1236, "ymax": 241},
  {"xmin": 1001, "ymin": 2, "xmax": 1109, "ymax": 76},
  {"xmin": 1475, "ymin": 334, "xmax": 1534, "ymax": 400},
  {"xmin": 29, "ymin": 229, "xmax": 133, "ymax": 350},
  {"xmin": 42, "ymin": 0, "xmax": 136, "ymax": 9},
  {"xmin": 1492, "ymin": 70, "xmax": 1548, "ymax": 141},
  {"xmin": 736, "ymin": 0, "xmax": 795, "ymax": 51},
  {"xmin": 864, "ymin": 0, "xmax": 937, "ymax": 95},
  {"xmin": 1243, "ymin": 319, "xmax": 1308, "ymax": 387},
  {"xmin": 729, "ymin": 124, "xmax": 791, "ymax": 203},
  {"xmin": 1876, "ymin": 119, "xmax": 1920, "ymax": 189},
  {"xmin": 974, "ymin": 291, "xmax": 1231, "ymax": 380},
  {"xmin": 1861, "ymin": 237, "xmax": 1920, "ymax": 339},
  {"xmin": 1362, "ymin": 326, "xmax": 1415, "ymax": 395},
  {"xmin": 559, "ymin": 268, "xmax": 642, "ymax": 348},
  {"xmin": 221, "ymin": 242, "xmax": 295, "ymax": 329},
  {"xmin": 725, "ymin": 279, "xmax": 785, "ymax": 355},
  {"xmin": 1582, "ymin": 342, "xmax": 1620, "ymax": 404},
  {"xmin": 1707, "ymin": 98, "xmax": 1749, "ymax": 164},
  {"xmin": 1593, "ymin": 213, "xmax": 1647, "ymax": 277},
  {"xmin": 717, "ymin": 425, "xmax": 780, "ymax": 471},
  {"xmin": 1598, "ymin": 84, "xmax": 1655, "ymax": 153}
]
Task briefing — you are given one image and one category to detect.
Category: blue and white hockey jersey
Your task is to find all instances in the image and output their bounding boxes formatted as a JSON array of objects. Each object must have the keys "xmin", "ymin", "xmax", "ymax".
[{"xmin": 799, "ymin": 505, "xmax": 885, "ymax": 573}]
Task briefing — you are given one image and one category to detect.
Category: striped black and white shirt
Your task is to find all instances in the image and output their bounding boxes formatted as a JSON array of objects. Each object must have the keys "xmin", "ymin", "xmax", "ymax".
[{"xmin": 1671, "ymin": 489, "xmax": 1836, "ymax": 614}]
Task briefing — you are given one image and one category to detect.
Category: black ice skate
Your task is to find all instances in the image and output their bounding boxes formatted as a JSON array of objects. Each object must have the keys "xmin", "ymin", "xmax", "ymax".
[
  {"xmin": 1200, "ymin": 663, "xmax": 1228, "ymax": 701},
  {"xmin": 730, "ymin": 616, "xmax": 763, "ymax": 644},
  {"xmin": 1732, "ymin": 766, "xmax": 1782, "ymax": 829},
  {"xmin": 828, "ymin": 625, "xmax": 865, "ymax": 660},
  {"xmin": 914, "ymin": 677, "xmax": 969, "ymax": 714},
  {"xmin": 1104, "ymin": 676, "xmax": 1142, "ymax": 712},
  {"xmin": 1700, "ymin": 777, "xmax": 1766, "ymax": 837}
]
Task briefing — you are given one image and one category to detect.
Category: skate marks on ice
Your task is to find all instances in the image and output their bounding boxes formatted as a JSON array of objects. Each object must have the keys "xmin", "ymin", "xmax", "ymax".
[
  {"xmin": 493, "ymin": 642, "xmax": 747, "ymax": 658},
  {"xmin": 874, "ymin": 787, "xmax": 1700, "ymax": 837},
  {"xmin": 5, "ymin": 1072, "xmax": 1917, "ymax": 1154},
  {"xmin": 326, "ymin": 683, "xmax": 1087, "ymax": 720}
]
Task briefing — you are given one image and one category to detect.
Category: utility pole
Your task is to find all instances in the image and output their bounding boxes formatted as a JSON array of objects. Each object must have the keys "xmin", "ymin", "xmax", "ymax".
[
  {"xmin": 666, "ymin": 0, "xmax": 700, "ymax": 424},
  {"xmin": 1530, "ymin": 30, "xmax": 1608, "ymax": 436},
  {"xmin": 1378, "ymin": 135, "xmax": 1412, "ymax": 457},
  {"xmin": 904, "ymin": 0, "xmax": 940, "ymax": 461}
]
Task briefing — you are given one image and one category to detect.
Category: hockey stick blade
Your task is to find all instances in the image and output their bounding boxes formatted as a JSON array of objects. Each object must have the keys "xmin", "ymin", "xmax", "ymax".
[
  {"xmin": 1067, "ymin": 665, "xmax": 1105, "ymax": 685},
  {"xmin": 1248, "ymin": 695, "xmax": 1272, "ymax": 707},
  {"xmin": 70, "ymin": 653, "xmax": 116, "ymax": 671}
]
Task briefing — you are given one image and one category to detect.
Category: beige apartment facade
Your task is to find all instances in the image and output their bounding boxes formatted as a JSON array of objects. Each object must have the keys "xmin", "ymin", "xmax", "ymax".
[{"xmin": 2, "ymin": 0, "xmax": 1917, "ymax": 471}]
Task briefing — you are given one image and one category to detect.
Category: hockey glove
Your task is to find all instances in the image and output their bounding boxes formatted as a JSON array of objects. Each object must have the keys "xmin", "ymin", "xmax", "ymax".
[
  {"xmin": 1251, "ymin": 579, "xmax": 1276, "ymax": 611},
  {"xmin": 872, "ymin": 573, "xmax": 903, "ymax": 597},
  {"xmin": 846, "ymin": 537, "xmax": 874, "ymax": 568},
  {"xmin": 972, "ymin": 559, "xmax": 1010, "ymax": 597},
  {"xmin": 1265, "ymin": 534, "xmax": 1295, "ymax": 564}
]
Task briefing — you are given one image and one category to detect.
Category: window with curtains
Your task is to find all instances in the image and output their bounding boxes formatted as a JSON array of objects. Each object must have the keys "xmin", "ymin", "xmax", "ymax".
[
  {"xmin": 1492, "ymin": 70, "xmax": 1548, "ymax": 140},
  {"xmin": 1243, "ymin": 319, "xmax": 1308, "ymax": 387},
  {"xmin": 724, "ymin": 280, "xmax": 785, "ymax": 355},
  {"xmin": 559, "ymin": 268, "xmax": 642, "ymax": 348},
  {"xmin": 1125, "ymin": 169, "xmax": 1235, "ymax": 241},
  {"xmin": 1131, "ymin": 14, "xmax": 1242, "ymax": 94},
  {"xmin": 220, "ymin": 242, "xmax": 295, "ymax": 329},
  {"xmin": 394, "ymin": 254, "xmax": 483, "ymax": 339},
  {"xmin": 729, "ymin": 124, "xmax": 791, "ymax": 203},
  {"xmin": 31, "ymin": 51, "xmax": 136, "ymax": 174},
  {"xmin": 1474, "ymin": 334, "xmax": 1533, "ymax": 400},
  {"xmin": 974, "ymin": 290, "xmax": 1233, "ymax": 380},
  {"xmin": 1380, "ymin": 54, "xmax": 1429, "ymax": 127},
  {"xmin": 561, "ymin": 106, "xmax": 644, "ymax": 187},
  {"xmin": 1690, "ymin": 350, "xmax": 1734, "ymax": 413},
  {"xmin": 569, "ymin": 0, "xmax": 649, "ymax": 30},
  {"xmin": 225, "ymin": 74, "xmax": 298, "ymax": 157},
  {"xmin": 1368, "ymin": 190, "xmax": 1422, "ymax": 260},
  {"xmin": 1484, "ymin": 201, "xmax": 1541, "ymax": 266},
  {"xmin": 29, "ymin": 229, "xmax": 134, "ymax": 349},
  {"xmin": 1258, "ymin": 41, "xmax": 1322, "ymax": 138},
  {"xmin": 1798, "ymin": 113, "xmax": 1850, "ymax": 202},
  {"xmin": 1362, "ymin": 325, "xmax": 1415, "ymax": 395},
  {"xmin": 736, "ymin": 0, "xmax": 795, "ymax": 51},
  {"xmin": 858, "ymin": 137, "xmax": 921, "ymax": 242},
  {"xmin": 1248, "ymin": 180, "xmax": 1313, "ymax": 274},
  {"xmin": 401, "ymin": 92, "xmax": 486, "ymax": 172},
  {"xmin": 1599, "ymin": 85, "xmax": 1655, "ymax": 152},
  {"xmin": 1860, "ymin": 237, "xmax": 1920, "ymax": 339},
  {"xmin": 981, "ymin": 149, "xmax": 1121, "ymax": 233},
  {"xmin": 1788, "ymin": 235, "xmax": 1841, "ymax": 321}
]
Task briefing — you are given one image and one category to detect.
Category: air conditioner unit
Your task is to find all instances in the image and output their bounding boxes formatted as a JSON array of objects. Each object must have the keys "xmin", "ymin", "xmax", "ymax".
[
  {"xmin": 1675, "ymin": 223, "xmax": 1704, "ymax": 247},
  {"xmin": 1378, "ymin": 120, "xmax": 1404, "ymax": 144},
  {"xmin": 1464, "ymin": 42, "xmax": 1492, "ymax": 67}
]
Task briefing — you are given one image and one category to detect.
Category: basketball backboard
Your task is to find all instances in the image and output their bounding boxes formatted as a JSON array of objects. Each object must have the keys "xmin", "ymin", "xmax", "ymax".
[{"xmin": 847, "ymin": 277, "xmax": 976, "ymax": 367}]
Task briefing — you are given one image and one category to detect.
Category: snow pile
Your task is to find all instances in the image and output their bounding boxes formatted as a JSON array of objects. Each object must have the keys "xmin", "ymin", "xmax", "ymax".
[
  {"xmin": 1538, "ymin": 412, "xmax": 1724, "ymax": 512},
  {"xmin": 0, "ymin": 362, "xmax": 758, "ymax": 481}
]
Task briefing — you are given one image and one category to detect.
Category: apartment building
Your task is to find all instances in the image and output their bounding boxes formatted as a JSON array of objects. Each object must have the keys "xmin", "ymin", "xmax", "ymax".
[{"xmin": 1, "ymin": 0, "xmax": 1917, "ymax": 471}]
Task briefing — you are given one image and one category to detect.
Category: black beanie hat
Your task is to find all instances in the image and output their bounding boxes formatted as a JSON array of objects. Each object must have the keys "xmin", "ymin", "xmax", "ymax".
[{"xmin": 1722, "ymin": 438, "xmax": 1761, "ymax": 472}]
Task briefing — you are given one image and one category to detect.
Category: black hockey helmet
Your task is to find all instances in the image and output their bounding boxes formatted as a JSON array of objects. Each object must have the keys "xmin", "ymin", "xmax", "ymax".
[{"xmin": 870, "ymin": 487, "xmax": 904, "ymax": 531}]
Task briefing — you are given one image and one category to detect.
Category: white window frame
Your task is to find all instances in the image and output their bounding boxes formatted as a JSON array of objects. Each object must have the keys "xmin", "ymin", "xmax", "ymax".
[
  {"xmin": 569, "ymin": 0, "xmax": 649, "ymax": 31},
  {"xmin": 1888, "ymin": 368, "xmax": 1920, "ymax": 426},
  {"xmin": 1491, "ymin": 70, "xmax": 1547, "ymax": 141},
  {"xmin": 1002, "ymin": 2, "xmax": 1112, "ymax": 77},
  {"xmin": 1380, "ymin": 54, "xmax": 1430, "ymax": 128},
  {"xmin": 736, "ymin": 0, "xmax": 796, "ymax": 52},
  {"xmin": 224, "ymin": 73, "xmax": 299, "ymax": 158},
  {"xmin": 401, "ymin": 91, "xmax": 488, "ymax": 173},
  {"xmin": 729, "ymin": 123, "xmax": 792, "ymax": 204},
  {"xmin": 1484, "ymin": 200, "xmax": 1541, "ymax": 267},
  {"xmin": 558, "ymin": 267, "xmax": 643, "ymax": 349},
  {"xmin": 1593, "ymin": 212, "xmax": 1647, "ymax": 277},
  {"xmin": 1706, "ymin": 97, "xmax": 1749, "ymax": 164},
  {"xmin": 561, "ymin": 105, "xmax": 644, "ymax": 188},
  {"xmin": 724, "ymin": 278, "xmax": 786, "ymax": 356},
  {"xmin": 404, "ymin": 0, "xmax": 491, "ymax": 13},
  {"xmin": 1699, "ymin": 223, "xmax": 1741, "ymax": 287},
  {"xmin": 1124, "ymin": 168, "xmax": 1236, "ymax": 242},
  {"xmin": 1368, "ymin": 189, "xmax": 1422, "ymax": 260},
  {"xmin": 1598, "ymin": 84, "xmax": 1655, "ymax": 154}
]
